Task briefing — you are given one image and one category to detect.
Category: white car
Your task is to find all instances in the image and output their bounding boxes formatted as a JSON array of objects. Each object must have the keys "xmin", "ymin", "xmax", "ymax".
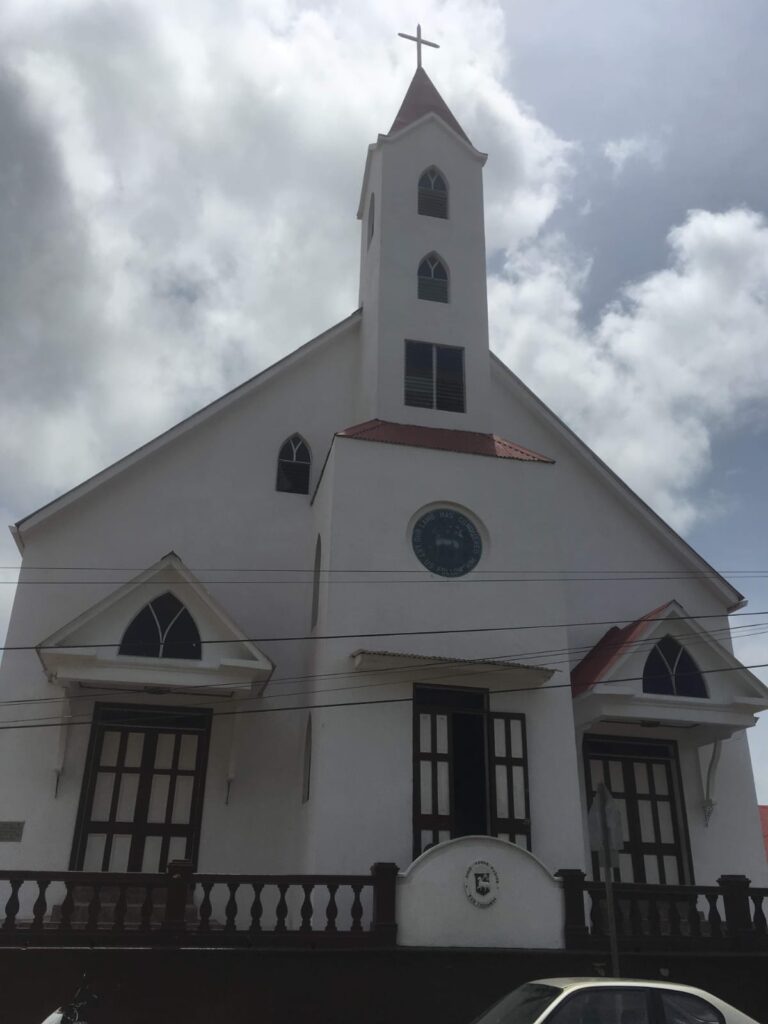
[{"xmin": 471, "ymin": 978, "xmax": 760, "ymax": 1024}]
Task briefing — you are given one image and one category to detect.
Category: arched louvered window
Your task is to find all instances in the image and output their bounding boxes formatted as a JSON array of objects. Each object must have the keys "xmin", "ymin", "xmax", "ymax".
[
  {"xmin": 418, "ymin": 167, "xmax": 448, "ymax": 219},
  {"xmin": 119, "ymin": 592, "xmax": 201, "ymax": 660},
  {"xmin": 276, "ymin": 434, "xmax": 311, "ymax": 494},
  {"xmin": 367, "ymin": 194, "xmax": 375, "ymax": 247},
  {"xmin": 418, "ymin": 253, "xmax": 449, "ymax": 303},
  {"xmin": 643, "ymin": 636, "xmax": 707, "ymax": 698}
]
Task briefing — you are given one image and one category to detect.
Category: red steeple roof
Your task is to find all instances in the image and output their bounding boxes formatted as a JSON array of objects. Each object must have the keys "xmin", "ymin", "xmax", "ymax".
[
  {"xmin": 388, "ymin": 67, "xmax": 471, "ymax": 144},
  {"xmin": 337, "ymin": 419, "xmax": 554, "ymax": 462}
]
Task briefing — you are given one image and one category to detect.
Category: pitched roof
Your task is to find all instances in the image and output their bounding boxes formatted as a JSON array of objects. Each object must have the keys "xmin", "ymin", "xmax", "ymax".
[
  {"xmin": 336, "ymin": 419, "xmax": 554, "ymax": 462},
  {"xmin": 760, "ymin": 806, "xmax": 768, "ymax": 860},
  {"xmin": 570, "ymin": 602, "xmax": 674, "ymax": 697},
  {"xmin": 388, "ymin": 67, "xmax": 471, "ymax": 144}
]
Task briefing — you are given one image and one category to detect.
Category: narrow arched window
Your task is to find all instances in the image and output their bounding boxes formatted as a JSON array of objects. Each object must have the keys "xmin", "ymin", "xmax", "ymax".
[
  {"xmin": 276, "ymin": 434, "xmax": 311, "ymax": 494},
  {"xmin": 311, "ymin": 535, "xmax": 321, "ymax": 629},
  {"xmin": 418, "ymin": 253, "xmax": 449, "ymax": 303},
  {"xmin": 418, "ymin": 167, "xmax": 448, "ymax": 219},
  {"xmin": 367, "ymin": 194, "xmax": 375, "ymax": 247},
  {"xmin": 119, "ymin": 592, "xmax": 201, "ymax": 660},
  {"xmin": 643, "ymin": 636, "xmax": 707, "ymax": 698}
]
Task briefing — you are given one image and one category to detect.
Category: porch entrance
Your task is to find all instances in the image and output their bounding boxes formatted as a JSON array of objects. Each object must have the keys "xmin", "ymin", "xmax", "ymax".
[
  {"xmin": 583, "ymin": 736, "xmax": 691, "ymax": 884},
  {"xmin": 413, "ymin": 685, "xmax": 531, "ymax": 859},
  {"xmin": 71, "ymin": 704, "xmax": 211, "ymax": 872}
]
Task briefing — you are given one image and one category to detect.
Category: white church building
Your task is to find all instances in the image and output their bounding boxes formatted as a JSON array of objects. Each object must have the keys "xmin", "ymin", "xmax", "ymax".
[{"xmin": 1, "ymin": 58, "xmax": 767, "ymax": 953}]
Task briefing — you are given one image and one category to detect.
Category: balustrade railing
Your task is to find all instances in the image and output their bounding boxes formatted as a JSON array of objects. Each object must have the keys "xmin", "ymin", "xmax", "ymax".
[
  {"xmin": 557, "ymin": 870, "xmax": 768, "ymax": 951},
  {"xmin": 0, "ymin": 861, "xmax": 399, "ymax": 947}
]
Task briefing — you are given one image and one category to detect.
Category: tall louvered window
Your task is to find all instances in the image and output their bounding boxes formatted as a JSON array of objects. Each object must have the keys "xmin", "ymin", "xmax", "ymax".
[
  {"xmin": 418, "ymin": 254, "xmax": 449, "ymax": 303},
  {"xmin": 276, "ymin": 434, "xmax": 311, "ymax": 494},
  {"xmin": 643, "ymin": 636, "xmax": 707, "ymax": 698},
  {"xmin": 119, "ymin": 593, "xmax": 201, "ymax": 660},
  {"xmin": 405, "ymin": 340, "xmax": 465, "ymax": 413},
  {"xmin": 418, "ymin": 167, "xmax": 448, "ymax": 219}
]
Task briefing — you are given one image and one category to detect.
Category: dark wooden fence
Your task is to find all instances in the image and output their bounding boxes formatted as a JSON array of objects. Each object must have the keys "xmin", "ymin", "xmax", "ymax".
[
  {"xmin": 558, "ymin": 870, "xmax": 768, "ymax": 951},
  {"xmin": 0, "ymin": 861, "xmax": 399, "ymax": 947}
]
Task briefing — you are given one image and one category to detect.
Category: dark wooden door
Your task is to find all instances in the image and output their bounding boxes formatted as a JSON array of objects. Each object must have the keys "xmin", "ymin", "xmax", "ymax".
[
  {"xmin": 584, "ymin": 737, "xmax": 690, "ymax": 884},
  {"xmin": 71, "ymin": 705, "xmax": 211, "ymax": 872}
]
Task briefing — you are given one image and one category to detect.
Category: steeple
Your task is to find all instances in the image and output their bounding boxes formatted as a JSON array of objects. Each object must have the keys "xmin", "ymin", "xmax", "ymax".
[{"xmin": 388, "ymin": 67, "xmax": 471, "ymax": 146}]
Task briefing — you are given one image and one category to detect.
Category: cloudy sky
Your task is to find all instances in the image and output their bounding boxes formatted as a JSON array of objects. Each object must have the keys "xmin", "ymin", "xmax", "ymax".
[{"xmin": 1, "ymin": 0, "xmax": 767, "ymax": 792}]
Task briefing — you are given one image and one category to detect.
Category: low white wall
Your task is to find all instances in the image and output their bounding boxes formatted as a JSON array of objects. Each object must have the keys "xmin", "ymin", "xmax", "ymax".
[{"xmin": 396, "ymin": 836, "xmax": 564, "ymax": 948}]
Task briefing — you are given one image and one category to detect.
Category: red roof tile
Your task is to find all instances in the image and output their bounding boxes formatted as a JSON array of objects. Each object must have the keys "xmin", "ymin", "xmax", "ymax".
[
  {"xmin": 337, "ymin": 419, "xmax": 554, "ymax": 463},
  {"xmin": 389, "ymin": 67, "xmax": 471, "ymax": 144},
  {"xmin": 571, "ymin": 602, "xmax": 674, "ymax": 697},
  {"xmin": 760, "ymin": 806, "xmax": 768, "ymax": 860}
]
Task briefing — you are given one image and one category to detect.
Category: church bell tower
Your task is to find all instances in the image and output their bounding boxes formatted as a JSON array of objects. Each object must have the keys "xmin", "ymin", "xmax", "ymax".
[{"xmin": 356, "ymin": 35, "xmax": 491, "ymax": 431}]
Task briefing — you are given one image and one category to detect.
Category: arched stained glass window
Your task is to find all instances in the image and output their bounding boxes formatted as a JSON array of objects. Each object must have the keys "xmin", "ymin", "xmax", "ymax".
[
  {"xmin": 418, "ymin": 167, "xmax": 448, "ymax": 219},
  {"xmin": 418, "ymin": 253, "xmax": 449, "ymax": 303},
  {"xmin": 643, "ymin": 635, "xmax": 707, "ymax": 698},
  {"xmin": 119, "ymin": 592, "xmax": 201, "ymax": 660},
  {"xmin": 276, "ymin": 434, "xmax": 311, "ymax": 494}
]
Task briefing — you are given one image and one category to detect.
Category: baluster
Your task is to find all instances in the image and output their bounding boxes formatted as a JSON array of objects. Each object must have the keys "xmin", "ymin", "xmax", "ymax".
[
  {"xmin": 613, "ymin": 897, "xmax": 626, "ymax": 938},
  {"xmin": 112, "ymin": 883, "xmax": 128, "ymax": 932},
  {"xmin": 140, "ymin": 886, "xmax": 154, "ymax": 931},
  {"xmin": 59, "ymin": 882, "xmax": 75, "ymax": 932},
  {"xmin": 31, "ymin": 879, "xmax": 50, "ymax": 931},
  {"xmin": 249, "ymin": 883, "xmax": 263, "ymax": 933},
  {"xmin": 224, "ymin": 882, "xmax": 239, "ymax": 933},
  {"xmin": 588, "ymin": 892, "xmax": 602, "ymax": 936},
  {"xmin": 275, "ymin": 883, "xmax": 289, "ymax": 933},
  {"xmin": 300, "ymin": 884, "xmax": 314, "ymax": 932},
  {"xmin": 86, "ymin": 885, "xmax": 102, "ymax": 931},
  {"xmin": 198, "ymin": 882, "xmax": 213, "ymax": 933},
  {"xmin": 350, "ymin": 884, "xmax": 363, "ymax": 933},
  {"xmin": 706, "ymin": 893, "xmax": 723, "ymax": 937},
  {"xmin": 669, "ymin": 898, "xmax": 682, "ymax": 938},
  {"xmin": 325, "ymin": 883, "xmax": 338, "ymax": 933},
  {"xmin": 3, "ymin": 879, "xmax": 22, "ymax": 931},
  {"xmin": 687, "ymin": 894, "xmax": 702, "ymax": 938},
  {"xmin": 751, "ymin": 894, "xmax": 767, "ymax": 935}
]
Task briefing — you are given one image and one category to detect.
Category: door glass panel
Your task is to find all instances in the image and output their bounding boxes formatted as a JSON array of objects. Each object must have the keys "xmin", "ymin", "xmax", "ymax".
[
  {"xmin": 512, "ymin": 765, "xmax": 526, "ymax": 815},
  {"xmin": 589, "ymin": 759, "xmax": 604, "ymax": 786},
  {"xmin": 495, "ymin": 765, "xmax": 509, "ymax": 817},
  {"xmin": 644, "ymin": 855, "xmax": 660, "ymax": 884},
  {"xmin": 155, "ymin": 733, "xmax": 175, "ymax": 769},
  {"xmin": 609, "ymin": 761, "xmax": 623, "ymax": 793},
  {"xmin": 168, "ymin": 836, "xmax": 187, "ymax": 863},
  {"xmin": 653, "ymin": 762, "xmax": 669, "ymax": 795},
  {"xmin": 148, "ymin": 775, "xmax": 171, "ymax": 823},
  {"xmin": 638, "ymin": 800, "xmax": 655, "ymax": 842},
  {"xmin": 83, "ymin": 834, "xmax": 107, "ymax": 872},
  {"xmin": 616, "ymin": 798, "xmax": 630, "ymax": 842},
  {"xmin": 110, "ymin": 834, "xmax": 132, "ymax": 872},
  {"xmin": 124, "ymin": 732, "xmax": 144, "ymax": 768},
  {"xmin": 634, "ymin": 762, "xmax": 650, "ymax": 794},
  {"xmin": 663, "ymin": 856, "xmax": 680, "ymax": 884},
  {"xmin": 419, "ymin": 714, "xmax": 431, "ymax": 753},
  {"xmin": 91, "ymin": 774, "xmax": 114, "ymax": 821},
  {"xmin": 437, "ymin": 830, "xmax": 451, "ymax": 843},
  {"xmin": 618, "ymin": 852, "xmax": 634, "ymax": 881},
  {"xmin": 493, "ymin": 717, "xmax": 506, "ymax": 757},
  {"xmin": 172, "ymin": 776, "xmax": 194, "ymax": 825},
  {"xmin": 141, "ymin": 836, "xmax": 163, "ymax": 872},
  {"xmin": 178, "ymin": 734, "xmax": 198, "ymax": 771},
  {"xmin": 100, "ymin": 731, "xmax": 120, "ymax": 767},
  {"xmin": 508, "ymin": 719, "xmax": 522, "ymax": 758},
  {"xmin": 436, "ymin": 762, "xmax": 450, "ymax": 816},
  {"xmin": 420, "ymin": 829, "xmax": 434, "ymax": 852},
  {"xmin": 435, "ymin": 715, "xmax": 448, "ymax": 754},
  {"xmin": 115, "ymin": 773, "xmax": 139, "ymax": 822},
  {"xmin": 657, "ymin": 801, "xmax": 674, "ymax": 843}
]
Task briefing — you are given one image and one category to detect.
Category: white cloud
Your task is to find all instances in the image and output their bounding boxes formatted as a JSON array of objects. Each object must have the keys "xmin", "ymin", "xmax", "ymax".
[
  {"xmin": 490, "ymin": 207, "xmax": 768, "ymax": 531},
  {"xmin": 603, "ymin": 133, "xmax": 664, "ymax": 176},
  {"xmin": 0, "ymin": 0, "xmax": 571, "ymax": 522}
]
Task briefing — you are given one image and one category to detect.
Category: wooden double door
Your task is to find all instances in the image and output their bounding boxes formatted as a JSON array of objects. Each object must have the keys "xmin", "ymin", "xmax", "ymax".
[{"xmin": 71, "ymin": 704, "xmax": 211, "ymax": 872}]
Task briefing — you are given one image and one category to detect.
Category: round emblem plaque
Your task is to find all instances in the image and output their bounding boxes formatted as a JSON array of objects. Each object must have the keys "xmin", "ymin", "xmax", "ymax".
[
  {"xmin": 463, "ymin": 860, "xmax": 500, "ymax": 909},
  {"xmin": 411, "ymin": 508, "xmax": 482, "ymax": 577}
]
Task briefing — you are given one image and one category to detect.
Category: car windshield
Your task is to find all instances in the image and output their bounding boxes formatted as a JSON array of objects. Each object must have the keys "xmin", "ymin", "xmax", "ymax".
[{"xmin": 471, "ymin": 983, "xmax": 562, "ymax": 1024}]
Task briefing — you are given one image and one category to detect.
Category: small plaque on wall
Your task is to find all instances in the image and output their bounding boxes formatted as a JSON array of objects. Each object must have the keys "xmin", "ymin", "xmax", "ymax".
[{"xmin": 0, "ymin": 821, "xmax": 24, "ymax": 842}]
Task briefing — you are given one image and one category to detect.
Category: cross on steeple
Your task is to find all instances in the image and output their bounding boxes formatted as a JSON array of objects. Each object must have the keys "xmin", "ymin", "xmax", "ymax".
[{"xmin": 397, "ymin": 24, "xmax": 439, "ymax": 69}]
